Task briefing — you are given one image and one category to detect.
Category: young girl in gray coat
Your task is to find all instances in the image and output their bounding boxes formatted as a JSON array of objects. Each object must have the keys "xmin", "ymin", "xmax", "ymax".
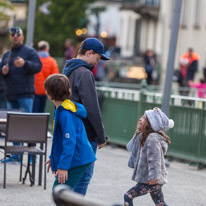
[{"xmin": 124, "ymin": 107, "xmax": 174, "ymax": 206}]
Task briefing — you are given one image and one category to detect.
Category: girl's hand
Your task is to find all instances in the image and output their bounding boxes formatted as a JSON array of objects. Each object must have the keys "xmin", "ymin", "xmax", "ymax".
[
  {"xmin": 45, "ymin": 159, "xmax": 54, "ymax": 174},
  {"xmin": 55, "ymin": 169, "xmax": 68, "ymax": 184},
  {"xmin": 148, "ymin": 179, "xmax": 158, "ymax": 185}
]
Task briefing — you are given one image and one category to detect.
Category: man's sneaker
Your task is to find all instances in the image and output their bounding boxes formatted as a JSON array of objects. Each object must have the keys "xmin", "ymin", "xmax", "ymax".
[{"xmin": 1, "ymin": 156, "xmax": 21, "ymax": 165}]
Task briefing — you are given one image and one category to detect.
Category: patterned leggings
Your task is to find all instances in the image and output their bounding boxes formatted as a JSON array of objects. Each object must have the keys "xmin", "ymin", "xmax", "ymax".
[{"xmin": 124, "ymin": 183, "xmax": 168, "ymax": 206}]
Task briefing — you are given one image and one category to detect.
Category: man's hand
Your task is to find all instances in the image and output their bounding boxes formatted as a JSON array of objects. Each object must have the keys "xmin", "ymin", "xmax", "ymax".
[
  {"xmin": 14, "ymin": 56, "xmax": 25, "ymax": 67},
  {"xmin": 55, "ymin": 169, "xmax": 68, "ymax": 184},
  {"xmin": 148, "ymin": 179, "xmax": 158, "ymax": 185},
  {"xmin": 2, "ymin": 65, "xmax": 9, "ymax": 75},
  {"xmin": 45, "ymin": 159, "xmax": 54, "ymax": 174},
  {"xmin": 98, "ymin": 142, "xmax": 107, "ymax": 149}
]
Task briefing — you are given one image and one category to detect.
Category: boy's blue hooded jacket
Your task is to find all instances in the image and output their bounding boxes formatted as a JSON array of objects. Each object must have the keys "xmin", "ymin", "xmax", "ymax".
[{"xmin": 50, "ymin": 99, "xmax": 96, "ymax": 172}]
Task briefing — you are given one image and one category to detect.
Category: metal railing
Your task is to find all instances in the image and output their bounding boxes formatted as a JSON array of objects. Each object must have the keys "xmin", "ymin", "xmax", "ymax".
[
  {"xmin": 53, "ymin": 185, "xmax": 122, "ymax": 206},
  {"xmin": 122, "ymin": 0, "xmax": 160, "ymax": 6},
  {"xmin": 97, "ymin": 83, "xmax": 206, "ymax": 165}
]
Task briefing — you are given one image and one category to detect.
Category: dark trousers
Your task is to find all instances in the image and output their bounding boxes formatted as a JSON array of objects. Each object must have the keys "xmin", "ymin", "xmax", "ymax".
[
  {"xmin": 52, "ymin": 163, "xmax": 91, "ymax": 190},
  {"xmin": 124, "ymin": 183, "xmax": 168, "ymax": 206},
  {"xmin": 32, "ymin": 95, "xmax": 47, "ymax": 113}
]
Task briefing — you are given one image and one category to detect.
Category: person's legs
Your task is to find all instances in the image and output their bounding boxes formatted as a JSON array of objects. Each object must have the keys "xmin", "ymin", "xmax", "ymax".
[
  {"xmin": 72, "ymin": 141, "xmax": 97, "ymax": 195},
  {"xmin": 52, "ymin": 163, "xmax": 91, "ymax": 191},
  {"xmin": 18, "ymin": 98, "xmax": 36, "ymax": 163},
  {"xmin": 18, "ymin": 98, "xmax": 33, "ymax": 113},
  {"xmin": 32, "ymin": 95, "xmax": 41, "ymax": 113},
  {"xmin": 124, "ymin": 183, "xmax": 149, "ymax": 206},
  {"xmin": 150, "ymin": 185, "xmax": 168, "ymax": 206},
  {"xmin": 32, "ymin": 95, "xmax": 47, "ymax": 113},
  {"xmin": 124, "ymin": 183, "xmax": 167, "ymax": 206},
  {"xmin": 6, "ymin": 100, "xmax": 18, "ymax": 110},
  {"xmin": 38, "ymin": 95, "xmax": 47, "ymax": 113}
]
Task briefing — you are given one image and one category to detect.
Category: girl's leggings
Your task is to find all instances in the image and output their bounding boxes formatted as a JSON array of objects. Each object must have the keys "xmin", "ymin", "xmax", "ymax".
[{"xmin": 124, "ymin": 183, "xmax": 168, "ymax": 206}]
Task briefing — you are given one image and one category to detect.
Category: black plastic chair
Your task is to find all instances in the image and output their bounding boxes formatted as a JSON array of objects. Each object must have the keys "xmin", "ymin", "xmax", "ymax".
[{"xmin": 3, "ymin": 112, "xmax": 50, "ymax": 189}]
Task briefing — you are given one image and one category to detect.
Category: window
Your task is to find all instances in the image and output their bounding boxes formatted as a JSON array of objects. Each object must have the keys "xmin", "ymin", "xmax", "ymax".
[
  {"xmin": 180, "ymin": 0, "xmax": 189, "ymax": 28},
  {"xmin": 194, "ymin": 0, "xmax": 201, "ymax": 28}
]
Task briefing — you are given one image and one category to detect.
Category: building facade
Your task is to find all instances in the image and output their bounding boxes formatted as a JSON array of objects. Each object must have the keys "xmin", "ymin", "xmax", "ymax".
[{"xmin": 87, "ymin": 0, "xmax": 206, "ymax": 79}]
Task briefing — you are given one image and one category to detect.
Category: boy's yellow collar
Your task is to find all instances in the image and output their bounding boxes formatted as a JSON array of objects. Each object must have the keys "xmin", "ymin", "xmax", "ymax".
[{"xmin": 61, "ymin": 99, "xmax": 77, "ymax": 112}]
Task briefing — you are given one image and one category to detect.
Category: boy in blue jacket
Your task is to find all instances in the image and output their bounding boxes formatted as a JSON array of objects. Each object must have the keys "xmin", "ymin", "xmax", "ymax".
[{"xmin": 44, "ymin": 74, "xmax": 96, "ymax": 189}]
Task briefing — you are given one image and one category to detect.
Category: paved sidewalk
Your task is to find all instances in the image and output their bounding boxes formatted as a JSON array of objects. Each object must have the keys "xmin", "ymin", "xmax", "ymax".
[{"xmin": 0, "ymin": 138, "xmax": 206, "ymax": 205}]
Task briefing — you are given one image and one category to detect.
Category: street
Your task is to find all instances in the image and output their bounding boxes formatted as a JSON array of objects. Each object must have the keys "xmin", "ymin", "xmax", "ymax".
[{"xmin": 0, "ymin": 138, "xmax": 206, "ymax": 206}]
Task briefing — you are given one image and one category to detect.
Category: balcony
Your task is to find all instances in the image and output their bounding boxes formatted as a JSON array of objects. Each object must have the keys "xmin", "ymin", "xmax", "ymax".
[{"xmin": 121, "ymin": 0, "xmax": 160, "ymax": 18}]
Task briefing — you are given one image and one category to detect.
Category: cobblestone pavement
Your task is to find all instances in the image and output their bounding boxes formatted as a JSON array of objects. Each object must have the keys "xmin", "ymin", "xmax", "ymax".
[{"xmin": 0, "ymin": 138, "xmax": 206, "ymax": 206}]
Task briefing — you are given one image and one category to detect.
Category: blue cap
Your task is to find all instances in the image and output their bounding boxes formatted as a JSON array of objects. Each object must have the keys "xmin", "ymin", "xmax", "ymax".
[{"xmin": 83, "ymin": 38, "xmax": 110, "ymax": 60}]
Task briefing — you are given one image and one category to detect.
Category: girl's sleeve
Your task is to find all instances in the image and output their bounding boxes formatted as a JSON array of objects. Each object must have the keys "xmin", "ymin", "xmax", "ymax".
[
  {"xmin": 57, "ymin": 111, "xmax": 76, "ymax": 170},
  {"xmin": 146, "ymin": 134, "xmax": 161, "ymax": 181},
  {"xmin": 127, "ymin": 133, "xmax": 141, "ymax": 168}
]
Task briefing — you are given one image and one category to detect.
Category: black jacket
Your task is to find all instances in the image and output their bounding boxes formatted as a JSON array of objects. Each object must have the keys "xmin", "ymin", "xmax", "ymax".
[
  {"xmin": 63, "ymin": 59, "xmax": 107, "ymax": 144},
  {"xmin": 0, "ymin": 44, "xmax": 42, "ymax": 101}
]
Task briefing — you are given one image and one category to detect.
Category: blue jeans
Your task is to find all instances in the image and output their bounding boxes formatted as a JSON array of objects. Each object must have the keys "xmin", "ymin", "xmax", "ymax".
[
  {"xmin": 7, "ymin": 98, "xmax": 33, "ymax": 151},
  {"xmin": 7, "ymin": 98, "xmax": 33, "ymax": 113},
  {"xmin": 52, "ymin": 163, "xmax": 91, "ymax": 191},
  {"xmin": 72, "ymin": 141, "xmax": 97, "ymax": 195}
]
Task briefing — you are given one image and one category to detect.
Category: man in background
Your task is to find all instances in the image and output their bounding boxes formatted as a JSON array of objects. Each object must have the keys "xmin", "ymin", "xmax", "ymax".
[
  {"xmin": 179, "ymin": 48, "xmax": 200, "ymax": 96},
  {"xmin": 64, "ymin": 39, "xmax": 75, "ymax": 62},
  {"xmin": 0, "ymin": 27, "xmax": 42, "ymax": 163},
  {"xmin": 33, "ymin": 40, "xmax": 59, "ymax": 113}
]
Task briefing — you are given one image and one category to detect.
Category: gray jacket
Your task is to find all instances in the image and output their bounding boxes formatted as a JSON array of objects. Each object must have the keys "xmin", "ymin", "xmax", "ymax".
[
  {"xmin": 62, "ymin": 59, "xmax": 107, "ymax": 144},
  {"xmin": 127, "ymin": 132, "xmax": 168, "ymax": 185}
]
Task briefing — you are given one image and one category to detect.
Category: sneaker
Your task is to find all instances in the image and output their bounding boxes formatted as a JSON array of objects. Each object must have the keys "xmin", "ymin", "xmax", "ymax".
[{"xmin": 1, "ymin": 156, "xmax": 21, "ymax": 165}]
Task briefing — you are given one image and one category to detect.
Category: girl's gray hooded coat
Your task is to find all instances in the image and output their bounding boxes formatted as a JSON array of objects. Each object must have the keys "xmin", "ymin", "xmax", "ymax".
[
  {"xmin": 127, "ymin": 132, "xmax": 168, "ymax": 185},
  {"xmin": 127, "ymin": 108, "xmax": 171, "ymax": 184}
]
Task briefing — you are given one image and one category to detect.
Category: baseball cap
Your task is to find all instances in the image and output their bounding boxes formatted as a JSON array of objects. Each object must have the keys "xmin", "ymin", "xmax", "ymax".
[{"xmin": 83, "ymin": 38, "xmax": 110, "ymax": 60}]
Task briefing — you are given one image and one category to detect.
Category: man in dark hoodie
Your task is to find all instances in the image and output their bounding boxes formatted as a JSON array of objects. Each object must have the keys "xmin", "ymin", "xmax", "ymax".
[
  {"xmin": 62, "ymin": 38, "xmax": 110, "ymax": 195},
  {"xmin": 0, "ymin": 27, "xmax": 42, "ymax": 163}
]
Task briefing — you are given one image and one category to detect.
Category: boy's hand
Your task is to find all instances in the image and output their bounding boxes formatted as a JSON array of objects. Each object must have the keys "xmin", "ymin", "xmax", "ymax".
[
  {"xmin": 148, "ymin": 179, "xmax": 158, "ymax": 185},
  {"xmin": 55, "ymin": 169, "xmax": 68, "ymax": 184},
  {"xmin": 45, "ymin": 159, "xmax": 54, "ymax": 174},
  {"xmin": 98, "ymin": 142, "xmax": 107, "ymax": 149}
]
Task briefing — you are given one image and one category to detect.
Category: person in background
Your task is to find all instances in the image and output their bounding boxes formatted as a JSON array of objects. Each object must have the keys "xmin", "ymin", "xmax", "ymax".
[
  {"xmin": 33, "ymin": 41, "xmax": 59, "ymax": 113},
  {"xmin": 124, "ymin": 107, "xmax": 174, "ymax": 206},
  {"xmin": 64, "ymin": 39, "xmax": 75, "ymax": 62},
  {"xmin": 143, "ymin": 50, "xmax": 156, "ymax": 85},
  {"xmin": 44, "ymin": 74, "xmax": 96, "ymax": 190},
  {"xmin": 188, "ymin": 79, "xmax": 206, "ymax": 99},
  {"xmin": 0, "ymin": 27, "xmax": 42, "ymax": 163},
  {"xmin": 62, "ymin": 37, "xmax": 110, "ymax": 195},
  {"xmin": 179, "ymin": 48, "xmax": 200, "ymax": 96},
  {"xmin": 92, "ymin": 59, "xmax": 108, "ymax": 82}
]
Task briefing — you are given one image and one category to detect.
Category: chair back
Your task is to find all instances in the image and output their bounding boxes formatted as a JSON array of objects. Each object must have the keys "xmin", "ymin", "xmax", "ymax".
[
  {"xmin": 0, "ymin": 109, "xmax": 22, "ymax": 134},
  {"xmin": 6, "ymin": 112, "xmax": 50, "ymax": 143},
  {"xmin": 0, "ymin": 110, "xmax": 8, "ymax": 119}
]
